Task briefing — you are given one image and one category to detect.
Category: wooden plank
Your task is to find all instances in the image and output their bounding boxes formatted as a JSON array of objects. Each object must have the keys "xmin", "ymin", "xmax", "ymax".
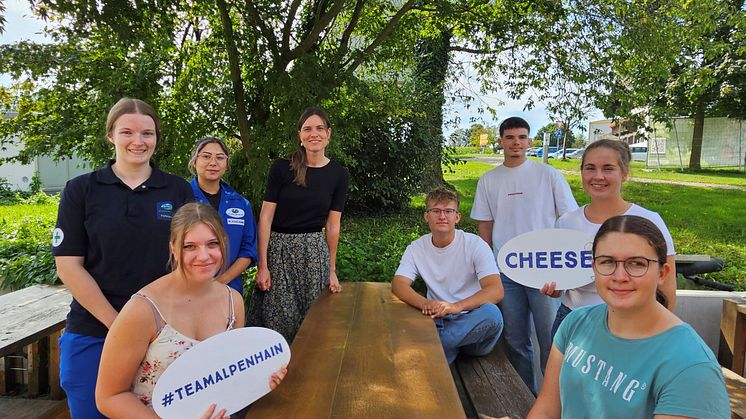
[
  {"xmin": 249, "ymin": 282, "xmax": 465, "ymax": 418},
  {"xmin": 675, "ymin": 254, "xmax": 712, "ymax": 263},
  {"xmin": 49, "ymin": 330, "xmax": 63, "ymax": 400},
  {"xmin": 455, "ymin": 343, "xmax": 535, "ymax": 418},
  {"xmin": 27, "ymin": 342, "xmax": 40, "ymax": 397},
  {"xmin": 0, "ymin": 286, "xmax": 71, "ymax": 357},
  {"xmin": 720, "ymin": 299, "xmax": 746, "ymax": 375},
  {"xmin": 0, "ymin": 398, "xmax": 69, "ymax": 419},
  {"xmin": 723, "ymin": 367, "xmax": 746, "ymax": 419}
]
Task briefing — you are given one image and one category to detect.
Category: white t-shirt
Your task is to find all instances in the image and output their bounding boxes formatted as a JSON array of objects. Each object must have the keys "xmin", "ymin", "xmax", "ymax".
[
  {"xmin": 395, "ymin": 230, "xmax": 499, "ymax": 303},
  {"xmin": 557, "ymin": 204, "xmax": 676, "ymax": 309},
  {"xmin": 470, "ymin": 160, "xmax": 578, "ymax": 256}
]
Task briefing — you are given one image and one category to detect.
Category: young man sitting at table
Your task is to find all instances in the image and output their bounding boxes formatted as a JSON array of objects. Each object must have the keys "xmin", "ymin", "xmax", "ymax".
[{"xmin": 392, "ymin": 187, "xmax": 504, "ymax": 363}]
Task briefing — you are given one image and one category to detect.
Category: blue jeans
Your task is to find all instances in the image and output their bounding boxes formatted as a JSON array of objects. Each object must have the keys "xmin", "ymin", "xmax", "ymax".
[
  {"xmin": 499, "ymin": 273, "xmax": 560, "ymax": 395},
  {"xmin": 434, "ymin": 304, "xmax": 503, "ymax": 364},
  {"xmin": 59, "ymin": 332, "xmax": 107, "ymax": 419},
  {"xmin": 551, "ymin": 303, "xmax": 573, "ymax": 339}
]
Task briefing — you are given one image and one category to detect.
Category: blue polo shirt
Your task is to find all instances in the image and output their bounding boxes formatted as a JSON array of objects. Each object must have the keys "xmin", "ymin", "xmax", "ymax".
[
  {"xmin": 190, "ymin": 178, "xmax": 257, "ymax": 294},
  {"xmin": 52, "ymin": 161, "xmax": 194, "ymax": 338}
]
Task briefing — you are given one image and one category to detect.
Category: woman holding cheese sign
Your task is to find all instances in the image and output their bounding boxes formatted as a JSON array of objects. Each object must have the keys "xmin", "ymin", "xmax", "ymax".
[{"xmin": 541, "ymin": 139, "xmax": 676, "ymax": 336}]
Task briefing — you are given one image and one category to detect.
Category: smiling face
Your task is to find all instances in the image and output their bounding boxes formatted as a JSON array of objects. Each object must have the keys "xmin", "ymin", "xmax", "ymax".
[
  {"xmin": 498, "ymin": 127, "xmax": 530, "ymax": 165},
  {"xmin": 173, "ymin": 222, "xmax": 223, "ymax": 282},
  {"xmin": 299, "ymin": 114, "xmax": 331, "ymax": 153},
  {"xmin": 581, "ymin": 146, "xmax": 628, "ymax": 201},
  {"xmin": 593, "ymin": 231, "xmax": 669, "ymax": 312},
  {"xmin": 107, "ymin": 112, "xmax": 157, "ymax": 167},
  {"xmin": 424, "ymin": 198, "xmax": 461, "ymax": 235},
  {"xmin": 195, "ymin": 142, "xmax": 228, "ymax": 183}
]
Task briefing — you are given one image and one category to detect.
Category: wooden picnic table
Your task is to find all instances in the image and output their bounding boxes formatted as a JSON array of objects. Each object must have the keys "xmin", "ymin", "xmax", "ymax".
[{"xmin": 248, "ymin": 281, "xmax": 466, "ymax": 418}]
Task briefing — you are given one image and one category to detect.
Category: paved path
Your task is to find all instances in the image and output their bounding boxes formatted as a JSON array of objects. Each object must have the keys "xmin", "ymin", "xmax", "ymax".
[{"xmin": 463, "ymin": 156, "xmax": 746, "ymax": 191}]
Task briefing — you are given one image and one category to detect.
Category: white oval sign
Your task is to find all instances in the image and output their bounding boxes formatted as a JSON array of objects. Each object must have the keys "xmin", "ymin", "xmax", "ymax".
[
  {"xmin": 152, "ymin": 327, "xmax": 290, "ymax": 419},
  {"xmin": 497, "ymin": 228, "xmax": 595, "ymax": 290}
]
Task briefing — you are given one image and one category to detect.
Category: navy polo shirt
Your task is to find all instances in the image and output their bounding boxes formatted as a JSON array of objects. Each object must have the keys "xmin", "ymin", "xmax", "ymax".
[{"xmin": 52, "ymin": 161, "xmax": 194, "ymax": 338}]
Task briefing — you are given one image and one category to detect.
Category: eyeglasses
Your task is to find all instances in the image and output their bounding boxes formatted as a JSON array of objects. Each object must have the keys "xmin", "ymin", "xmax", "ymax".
[
  {"xmin": 426, "ymin": 208, "xmax": 459, "ymax": 217},
  {"xmin": 593, "ymin": 256, "xmax": 660, "ymax": 277},
  {"xmin": 198, "ymin": 152, "xmax": 228, "ymax": 163}
]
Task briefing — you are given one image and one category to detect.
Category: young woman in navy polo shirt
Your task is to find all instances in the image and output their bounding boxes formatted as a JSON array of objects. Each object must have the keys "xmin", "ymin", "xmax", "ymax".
[
  {"xmin": 188, "ymin": 137, "xmax": 257, "ymax": 296},
  {"xmin": 52, "ymin": 98, "xmax": 193, "ymax": 418},
  {"xmin": 248, "ymin": 106, "xmax": 349, "ymax": 342}
]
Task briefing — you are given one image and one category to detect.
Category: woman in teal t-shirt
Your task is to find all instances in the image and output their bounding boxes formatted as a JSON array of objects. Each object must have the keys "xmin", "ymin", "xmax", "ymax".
[{"xmin": 529, "ymin": 215, "xmax": 729, "ymax": 418}]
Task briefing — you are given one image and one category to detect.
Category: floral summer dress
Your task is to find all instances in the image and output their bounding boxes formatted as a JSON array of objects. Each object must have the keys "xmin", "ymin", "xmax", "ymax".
[{"xmin": 130, "ymin": 287, "xmax": 236, "ymax": 407}]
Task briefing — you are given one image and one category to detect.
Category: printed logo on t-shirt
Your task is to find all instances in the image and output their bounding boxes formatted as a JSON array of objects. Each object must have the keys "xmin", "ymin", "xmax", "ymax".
[
  {"xmin": 51, "ymin": 228, "xmax": 64, "ymax": 247},
  {"xmin": 157, "ymin": 202, "xmax": 175, "ymax": 221},
  {"xmin": 564, "ymin": 340, "xmax": 648, "ymax": 403},
  {"xmin": 226, "ymin": 208, "xmax": 245, "ymax": 218},
  {"xmin": 227, "ymin": 218, "xmax": 245, "ymax": 226}
]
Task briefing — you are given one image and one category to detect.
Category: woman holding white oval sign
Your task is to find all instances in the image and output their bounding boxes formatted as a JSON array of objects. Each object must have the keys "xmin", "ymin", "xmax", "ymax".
[
  {"xmin": 96, "ymin": 203, "xmax": 286, "ymax": 418},
  {"xmin": 540, "ymin": 139, "xmax": 676, "ymax": 336}
]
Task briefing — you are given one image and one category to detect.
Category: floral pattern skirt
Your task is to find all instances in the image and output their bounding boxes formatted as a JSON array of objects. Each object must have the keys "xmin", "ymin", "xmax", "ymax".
[{"xmin": 247, "ymin": 231, "xmax": 330, "ymax": 343}]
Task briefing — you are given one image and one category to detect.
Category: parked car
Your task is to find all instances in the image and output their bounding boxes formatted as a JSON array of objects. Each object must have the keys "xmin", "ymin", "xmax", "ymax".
[
  {"xmin": 526, "ymin": 147, "xmax": 541, "ymax": 156},
  {"xmin": 536, "ymin": 147, "xmax": 558, "ymax": 158},
  {"xmin": 548, "ymin": 148, "xmax": 578, "ymax": 159},
  {"xmin": 566, "ymin": 148, "xmax": 585, "ymax": 159},
  {"xmin": 630, "ymin": 142, "xmax": 648, "ymax": 162}
]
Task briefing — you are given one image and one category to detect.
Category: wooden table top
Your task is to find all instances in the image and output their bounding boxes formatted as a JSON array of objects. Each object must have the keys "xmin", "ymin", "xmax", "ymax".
[
  {"xmin": 249, "ymin": 282, "xmax": 466, "ymax": 418},
  {"xmin": 0, "ymin": 285, "xmax": 71, "ymax": 356}
]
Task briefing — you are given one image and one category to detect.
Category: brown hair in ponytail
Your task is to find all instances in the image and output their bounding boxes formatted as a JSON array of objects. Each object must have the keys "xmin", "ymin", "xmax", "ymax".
[{"xmin": 290, "ymin": 106, "xmax": 331, "ymax": 187}]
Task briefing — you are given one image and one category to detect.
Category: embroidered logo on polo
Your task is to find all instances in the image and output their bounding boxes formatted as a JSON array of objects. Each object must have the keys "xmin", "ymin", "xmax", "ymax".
[
  {"xmin": 157, "ymin": 202, "xmax": 175, "ymax": 221},
  {"xmin": 226, "ymin": 208, "xmax": 244, "ymax": 218},
  {"xmin": 52, "ymin": 228, "xmax": 64, "ymax": 247}
]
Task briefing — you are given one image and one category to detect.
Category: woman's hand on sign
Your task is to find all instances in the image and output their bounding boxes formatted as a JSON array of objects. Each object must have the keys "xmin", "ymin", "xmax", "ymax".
[
  {"xmin": 269, "ymin": 365, "xmax": 288, "ymax": 390},
  {"xmin": 200, "ymin": 403, "xmax": 228, "ymax": 419},
  {"xmin": 540, "ymin": 282, "xmax": 562, "ymax": 298}
]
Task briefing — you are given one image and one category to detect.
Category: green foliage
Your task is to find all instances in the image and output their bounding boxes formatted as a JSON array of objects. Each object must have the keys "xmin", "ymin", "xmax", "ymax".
[{"xmin": 0, "ymin": 201, "xmax": 59, "ymax": 290}]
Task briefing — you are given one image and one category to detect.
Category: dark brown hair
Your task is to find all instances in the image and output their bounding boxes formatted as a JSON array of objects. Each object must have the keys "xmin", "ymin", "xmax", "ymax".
[
  {"xmin": 106, "ymin": 98, "xmax": 162, "ymax": 146},
  {"xmin": 582, "ymin": 139, "xmax": 632, "ymax": 175},
  {"xmin": 593, "ymin": 215, "xmax": 668, "ymax": 306},
  {"xmin": 290, "ymin": 106, "xmax": 331, "ymax": 187}
]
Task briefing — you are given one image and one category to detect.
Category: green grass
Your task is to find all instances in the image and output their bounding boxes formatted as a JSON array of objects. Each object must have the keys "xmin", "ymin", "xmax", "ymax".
[{"xmin": 539, "ymin": 157, "xmax": 746, "ymax": 187}]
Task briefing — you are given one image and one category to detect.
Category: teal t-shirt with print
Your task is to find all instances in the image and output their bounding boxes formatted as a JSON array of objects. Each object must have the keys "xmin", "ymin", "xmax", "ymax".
[{"xmin": 554, "ymin": 304, "xmax": 729, "ymax": 418}]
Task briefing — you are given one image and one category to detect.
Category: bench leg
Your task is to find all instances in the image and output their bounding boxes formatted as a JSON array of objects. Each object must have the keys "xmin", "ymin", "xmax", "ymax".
[
  {"xmin": 720, "ymin": 300, "xmax": 746, "ymax": 375},
  {"xmin": 50, "ymin": 330, "xmax": 63, "ymax": 400},
  {"xmin": 27, "ymin": 342, "xmax": 40, "ymax": 397}
]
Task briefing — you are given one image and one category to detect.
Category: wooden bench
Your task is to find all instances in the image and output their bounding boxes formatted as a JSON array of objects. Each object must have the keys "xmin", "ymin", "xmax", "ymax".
[
  {"xmin": 452, "ymin": 342, "xmax": 535, "ymax": 418},
  {"xmin": 719, "ymin": 299, "xmax": 746, "ymax": 418},
  {"xmin": 0, "ymin": 285, "xmax": 71, "ymax": 417}
]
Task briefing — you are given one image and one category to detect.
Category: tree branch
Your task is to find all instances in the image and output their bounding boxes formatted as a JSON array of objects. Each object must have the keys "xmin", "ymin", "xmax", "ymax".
[
  {"xmin": 283, "ymin": 0, "xmax": 346, "ymax": 64},
  {"xmin": 337, "ymin": 0, "xmax": 365, "ymax": 59},
  {"xmin": 243, "ymin": 0, "xmax": 280, "ymax": 61},
  {"xmin": 282, "ymin": 0, "xmax": 303, "ymax": 53}
]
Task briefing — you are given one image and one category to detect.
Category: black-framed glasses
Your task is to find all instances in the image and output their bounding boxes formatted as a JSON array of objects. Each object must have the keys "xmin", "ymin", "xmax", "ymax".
[
  {"xmin": 426, "ymin": 208, "xmax": 458, "ymax": 217},
  {"xmin": 198, "ymin": 152, "xmax": 228, "ymax": 163},
  {"xmin": 593, "ymin": 256, "xmax": 660, "ymax": 277}
]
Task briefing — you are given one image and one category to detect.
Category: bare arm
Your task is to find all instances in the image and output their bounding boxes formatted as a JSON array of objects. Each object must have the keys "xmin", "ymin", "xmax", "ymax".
[
  {"xmin": 527, "ymin": 345, "xmax": 563, "ymax": 419},
  {"xmin": 255, "ymin": 201, "xmax": 277, "ymax": 290},
  {"xmin": 215, "ymin": 257, "xmax": 251, "ymax": 286},
  {"xmin": 662, "ymin": 254, "xmax": 677, "ymax": 311},
  {"xmin": 391, "ymin": 275, "xmax": 430, "ymax": 311},
  {"xmin": 325, "ymin": 210, "xmax": 343, "ymax": 293},
  {"xmin": 477, "ymin": 220, "xmax": 494, "ymax": 247},
  {"xmin": 55, "ymin": 256, "xmax": 118, "ymax": 329},
  {"xmin": 95, "ymin": 298, "xmax": 159, "ymax": 418},
  {"xmin": 429, "ymin": 274, "xmax": 504, "ymax": 317},
  {"xmin": 232, "ymin": 288, "xmax": 246, "ymax": 328}
]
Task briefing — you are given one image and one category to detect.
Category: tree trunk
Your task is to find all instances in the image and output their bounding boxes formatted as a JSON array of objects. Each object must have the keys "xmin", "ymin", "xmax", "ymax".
[
  {"xmin": 413, "ymin": 29, "xmax": 451, "ymax": 191},
  {"xmin": 689, "ymin": 102, "xmax": 705, "ymax": 170}
]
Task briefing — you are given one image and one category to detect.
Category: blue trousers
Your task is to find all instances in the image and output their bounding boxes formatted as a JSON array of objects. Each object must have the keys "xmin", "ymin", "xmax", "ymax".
[
  {"xmin": 59, "ymin": 332, "xmax": 107, "ymax": 419},
  {"xmin": 499, "ymin": 273, "xmax": 560, "ymax": 395},
  {"xmin": 434, "ymin": 303, "xmax": 503, "ymax": 364},
  {"xmin": 551, "ymin": 303, "xmax": 574, "ymax": 339}
]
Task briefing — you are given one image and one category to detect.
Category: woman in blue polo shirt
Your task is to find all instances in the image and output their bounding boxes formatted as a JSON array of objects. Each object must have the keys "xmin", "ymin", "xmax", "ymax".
[
  {"xmin": 188, "ymin": 137, "xmax": 258, "ymax": 295},
  {"xmin": 52, "ymin": 98, "xmax": 193, "ymax": 418}
]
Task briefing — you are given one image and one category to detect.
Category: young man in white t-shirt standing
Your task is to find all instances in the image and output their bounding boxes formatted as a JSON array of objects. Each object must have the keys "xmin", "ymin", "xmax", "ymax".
[
  {"xmin": 470, "ymin": 117, "xmax": 578, "ymax": 395},
  {"xmin": 392, "ymin": 187, "xmax": 504, "ymax": 364}
]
